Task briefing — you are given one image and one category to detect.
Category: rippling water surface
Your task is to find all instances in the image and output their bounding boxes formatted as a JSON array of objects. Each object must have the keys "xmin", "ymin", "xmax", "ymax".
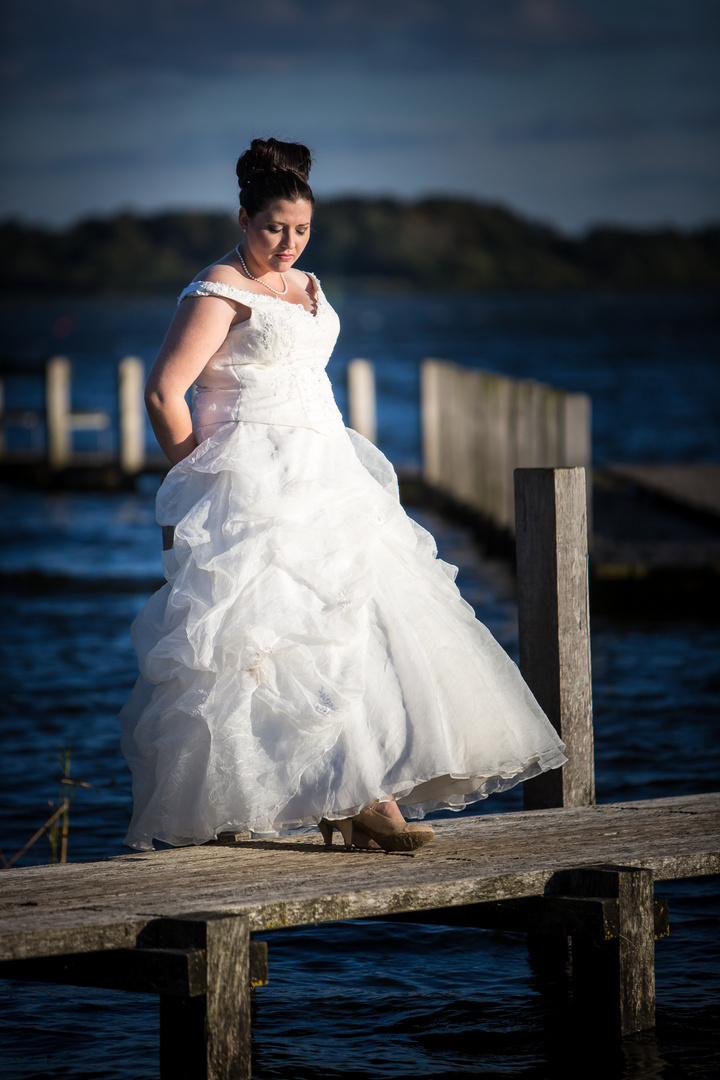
[{"xmin": 0, "ymin": 291, "xmax": 718, "ymax": 1078}]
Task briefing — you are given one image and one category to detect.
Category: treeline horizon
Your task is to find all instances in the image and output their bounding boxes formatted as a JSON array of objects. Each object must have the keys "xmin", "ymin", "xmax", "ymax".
[{"xmin": 2, "ymin": 196, "xmax": 719, "ymax": 293}]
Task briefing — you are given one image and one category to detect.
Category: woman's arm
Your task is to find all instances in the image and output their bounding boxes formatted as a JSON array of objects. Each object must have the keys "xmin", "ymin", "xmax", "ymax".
[{"xmin": 145, "ymin": 293, "xmax": 246, "ymax": 465}]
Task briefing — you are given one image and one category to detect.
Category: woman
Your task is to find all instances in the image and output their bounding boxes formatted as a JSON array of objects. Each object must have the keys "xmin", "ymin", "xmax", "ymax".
[{"xmin": 120, "ymin": 137, "xmax": 566, "ymax": 854}]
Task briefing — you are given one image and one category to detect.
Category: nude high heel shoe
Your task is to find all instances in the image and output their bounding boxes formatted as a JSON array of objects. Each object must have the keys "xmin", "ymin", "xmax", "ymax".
[
  {"xmin": 318, "ymin": 818, "xmax": 381, "ymax": 851},
  {"xmin": 351, "ymin": 808, "xmax": 434, "ymax": 853}
]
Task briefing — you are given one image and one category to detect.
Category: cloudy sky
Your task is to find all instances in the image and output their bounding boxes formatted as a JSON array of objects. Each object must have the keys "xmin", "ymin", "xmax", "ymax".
[{"xmin": 1, "ymin": 0, "xmax": 718, "ymax": 232}]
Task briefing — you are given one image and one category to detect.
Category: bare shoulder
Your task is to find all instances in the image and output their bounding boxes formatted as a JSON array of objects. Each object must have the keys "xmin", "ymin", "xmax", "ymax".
[
  {"xmin": 178, "ymin": 253, "xmax": 254, "ymax": 323},
  {"xmin": 191, "ymin": 252, "xmax": 247, "ymax": 289}
]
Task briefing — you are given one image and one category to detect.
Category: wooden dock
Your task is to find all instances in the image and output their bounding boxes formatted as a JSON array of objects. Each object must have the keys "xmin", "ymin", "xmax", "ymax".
[
  {"xmin": 1, "ymin": 794, "xmax": 718, "ymax": 1078},
  {"xmin": 606, "ymin": 463, "xmax": 720, "ymax": 520},
  {"xmin": 2, "ymin": 467, "xmax": 718, "ymax": 1077}
]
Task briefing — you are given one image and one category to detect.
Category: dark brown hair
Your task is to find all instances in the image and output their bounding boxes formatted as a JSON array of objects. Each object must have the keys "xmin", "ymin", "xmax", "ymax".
[{"xmin": 236, "ymin": 138, "xmax": 314, "ymax": 217}]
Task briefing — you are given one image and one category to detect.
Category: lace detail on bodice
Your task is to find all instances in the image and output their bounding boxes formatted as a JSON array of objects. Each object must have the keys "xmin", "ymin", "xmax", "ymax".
[
  {"xmin": 178, "ymin": 275, "xmax": 344, "ymax": 438},
  {"xmin": 178, "ymin": 278, "xmax": 320, "ymax": 319}
]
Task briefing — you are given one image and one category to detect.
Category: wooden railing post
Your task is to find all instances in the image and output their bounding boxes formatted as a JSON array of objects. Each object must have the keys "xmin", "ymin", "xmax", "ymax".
[
  {"xmin": 421, "ymin": 359, "xmax": 443, "ymax": 486},
  {"xmin": 347, "ymin": 358, "xmax": 376, "ymax": 444},
  {"xmin": 118, "ymin": 356, "xmax": 145, "ymax": 473},
  {"xmin": 515, "ymin": 466, "xmax": 595, "ymax": 809},
  {"xmin": 46, "ymin": 356, "xmax": 72, "ymax": 469}
]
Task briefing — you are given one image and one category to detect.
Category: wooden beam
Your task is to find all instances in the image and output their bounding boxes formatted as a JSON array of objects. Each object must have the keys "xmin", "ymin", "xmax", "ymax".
[
  {"xmin": 515, "ymin": 467, "xmax": 595, "ymax": 809},
  {"xmin": 0, "ymin": 940, "xmax": 268, "ymax": 993},
  {"xmin": 0, "ymin": 947, "xmax": 207, "ymax": 997},
  {"xmin": 372, "ymin": 895, "xmax": 669, "ymax": 940}
]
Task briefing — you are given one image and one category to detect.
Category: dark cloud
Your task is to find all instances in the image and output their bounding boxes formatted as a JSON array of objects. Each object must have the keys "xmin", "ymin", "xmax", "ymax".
[
  {"xmin": 1, "ymin": 0, "xmax": 632, "ymax": 94},
  {"xmin": 1, "ymin": 1, "xmax": 718, "ymax": 227},
  {"xmin": 496, "ymin": 106, "xmax": 720, "ymax": 143}
]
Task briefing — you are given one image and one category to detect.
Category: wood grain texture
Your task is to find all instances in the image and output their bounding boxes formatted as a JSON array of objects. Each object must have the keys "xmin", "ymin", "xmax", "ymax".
[
  {"xmin": 568, "ymin": 866, "xmax": 657, "ymax": 1034},
  {"xmin": 515, "ymin": 467, "xmax": 595, "ymax": 809},
  {"xmin": 159, "ymin": 915, "xmax": 251, "ymax": 1080},
  {"xmin": 1, "ymin": 794, "xmax": 717, "ymax": 963},
  {"xmin": 420, "ymin": 359, "xmax": 443, "ymax": 486}
]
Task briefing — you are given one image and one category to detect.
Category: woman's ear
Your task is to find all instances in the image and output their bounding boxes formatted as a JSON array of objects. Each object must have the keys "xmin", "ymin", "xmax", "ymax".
[{"xmin": 238, "ymin": 208, "xmax": 249, "ymax": 233}]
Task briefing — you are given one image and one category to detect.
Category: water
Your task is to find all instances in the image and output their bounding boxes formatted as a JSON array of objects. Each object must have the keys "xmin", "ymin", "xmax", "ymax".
[
  {"xmin": 0, "ymin": 290, "xmax": 718, "ymax": 1078},
  {"xmin": 1, "ymin": 290, "xmax": 719, "ymax": 467}
]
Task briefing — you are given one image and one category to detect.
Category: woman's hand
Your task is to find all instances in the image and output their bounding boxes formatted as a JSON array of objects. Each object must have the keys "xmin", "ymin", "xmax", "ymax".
[{"xmin": 145, "ymin": 290, "xmax": 248, "ymax": 465}]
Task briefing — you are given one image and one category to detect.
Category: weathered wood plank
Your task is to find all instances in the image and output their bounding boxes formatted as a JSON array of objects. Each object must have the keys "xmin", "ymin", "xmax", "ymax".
[
  {"xmin": 515, "ymin": 467, "xmax": 595, "ymax": 809},
  {"xmin": 0, "ymin": 795, "xmax": 717, "ymax": 961}
]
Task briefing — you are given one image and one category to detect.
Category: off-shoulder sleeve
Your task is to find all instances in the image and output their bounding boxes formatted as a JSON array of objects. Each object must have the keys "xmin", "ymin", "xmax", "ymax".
[{"xmin": 177, "ymin": 280, "xmax": 255, "ymax": 306}]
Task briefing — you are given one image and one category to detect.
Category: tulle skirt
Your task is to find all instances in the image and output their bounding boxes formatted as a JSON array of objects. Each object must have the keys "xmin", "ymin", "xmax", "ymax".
[{"xmin": 120, "ymin": 421, "xmax": 566, "ymax": 849}]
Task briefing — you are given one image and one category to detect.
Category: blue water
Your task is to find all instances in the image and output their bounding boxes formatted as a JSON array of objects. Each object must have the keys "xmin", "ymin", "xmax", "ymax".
[
  {"xmin": 0, "ymin": 290, "xmax": 719, "ymax": 1078},
  {"xmin": 1, "ymin": 290, "xmax": 719, "ymax": 467}
]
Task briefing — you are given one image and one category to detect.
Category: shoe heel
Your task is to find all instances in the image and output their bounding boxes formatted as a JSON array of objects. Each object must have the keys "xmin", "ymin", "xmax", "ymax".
[
  {"xmin": 336, "ymin": 819, "xmax": 354, "ymax": 850},
  {"xmin": 318, "ymin": 819, "xmax": 334, "ymax": 847}
]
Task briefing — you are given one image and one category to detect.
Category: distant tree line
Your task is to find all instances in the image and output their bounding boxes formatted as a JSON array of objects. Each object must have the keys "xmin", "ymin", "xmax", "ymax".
[{"xmin": 2, "ymin": 197, "xmax": 718, "ymax": 293}]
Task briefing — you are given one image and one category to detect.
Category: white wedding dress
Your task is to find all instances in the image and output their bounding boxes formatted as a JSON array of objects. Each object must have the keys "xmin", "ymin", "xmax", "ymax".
[{"xmin": 120, "ymin": 275, "xmax": 566, "ymax": 850}]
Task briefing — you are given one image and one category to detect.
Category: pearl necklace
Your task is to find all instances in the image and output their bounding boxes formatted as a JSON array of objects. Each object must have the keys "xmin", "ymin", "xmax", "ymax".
[{"xmin": 235, "ymin": 245, "xmax": 288, "ymax": 295}]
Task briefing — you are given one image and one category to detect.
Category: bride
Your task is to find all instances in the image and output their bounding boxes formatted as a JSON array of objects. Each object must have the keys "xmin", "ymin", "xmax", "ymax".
[{"xmin": 120, "ymin": 137, "xmax": 566, "ymax": 854}]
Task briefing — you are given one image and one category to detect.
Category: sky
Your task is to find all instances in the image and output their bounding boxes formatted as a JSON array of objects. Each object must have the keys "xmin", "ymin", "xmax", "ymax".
[{"xmin": 1, "ymin": 0, "xmax": 719, "ymax": 233}]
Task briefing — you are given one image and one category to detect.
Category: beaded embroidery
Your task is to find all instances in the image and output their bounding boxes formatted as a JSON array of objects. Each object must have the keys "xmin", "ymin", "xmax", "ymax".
[{"xmin": 315, "ymin": 688, "xmax": 338, "ymax": 715}]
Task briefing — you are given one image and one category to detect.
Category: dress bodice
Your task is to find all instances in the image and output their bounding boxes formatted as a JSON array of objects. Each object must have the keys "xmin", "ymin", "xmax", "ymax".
[{"xmin": 178, "ymin": 276, "xmax": 344, "ymax": 437}]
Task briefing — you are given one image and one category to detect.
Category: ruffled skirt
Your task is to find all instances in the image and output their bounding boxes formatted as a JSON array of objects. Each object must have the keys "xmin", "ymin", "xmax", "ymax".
[{"xmin": 120, "ymin": 421, "xmax": 566, "ymax": 849}]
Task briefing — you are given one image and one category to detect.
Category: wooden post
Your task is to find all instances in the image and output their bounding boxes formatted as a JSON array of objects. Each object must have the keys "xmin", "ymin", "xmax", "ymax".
[
  {"xmin": 538, "ymin": 387, "xmax": 564, "ymax": 469},
  {"xmin": 160, "ymin": 914, "xmax": 251, "ymax": 1080},
  {"xmin": 485, "ymin": 375, "xmax": 514, "ymax": 532},
  {"xmin": 448, "ymin": 365, "xmax": 474, "ymax": 504},
  {"xmin": 118, "ymin": 356, "xmax": 145, "ymax": 473},
  {"xmin": 436, "ymin": 362, "xmax": 454, "ymax": 491},
  {"xmin": 564, "ymin": 866, "xmax": 656, "ymax": 1035},
  {"xmin": 46, "ymin": 356, "xmax": 72, "ymax": 469},
  {"xmin": 562, "ymin": 392, "xmax": 593, "ymax": 537},
  {"xmin": 347, "ymin": 358, "xmax": 376, "ymax": 444},
  {"xmin": 465, "ymin": 370, "xmax": 488, "ymax": 514},
  {"xmin": 515, "ymin": 467, "xmax": 595, "ymax": 809},
  {"xmin": 421, "ymin": 359, "xmax": 443, "ymax": 486}
]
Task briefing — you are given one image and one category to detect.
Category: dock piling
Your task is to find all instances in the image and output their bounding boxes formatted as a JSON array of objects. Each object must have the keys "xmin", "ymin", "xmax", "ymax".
[
  {"xmin": 347, "ymin": 358, "xmax": 377, "ymax": 443},
  {"xmin": 118, "ymin": 356, "xmax": 145, "ymax": 473},
  {"xmin": 515, "ymin": 467, "xmax": 595, "ymax": 810},
  {"xmin": 558, "ymin": 866, "xmax": 657, "ymax": 1035},
  {"xmin": 46, "ymin": 356, "xmax": 72, "ymax": 469},
  {"xmin": 159, "ymin": 915, "xmax": 251, "ymax": 1080}
]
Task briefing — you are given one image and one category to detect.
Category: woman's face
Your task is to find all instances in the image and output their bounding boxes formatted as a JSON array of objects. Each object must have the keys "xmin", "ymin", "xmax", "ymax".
[{"xmin": 240, "ymin": 198, "xmax": 312, "ymax": 274}]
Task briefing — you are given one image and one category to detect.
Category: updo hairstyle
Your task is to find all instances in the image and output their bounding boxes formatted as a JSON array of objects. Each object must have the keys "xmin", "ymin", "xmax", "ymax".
[{"xmin": 236, "ymin": 138, "xmax": 314, "ymax": 217}]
